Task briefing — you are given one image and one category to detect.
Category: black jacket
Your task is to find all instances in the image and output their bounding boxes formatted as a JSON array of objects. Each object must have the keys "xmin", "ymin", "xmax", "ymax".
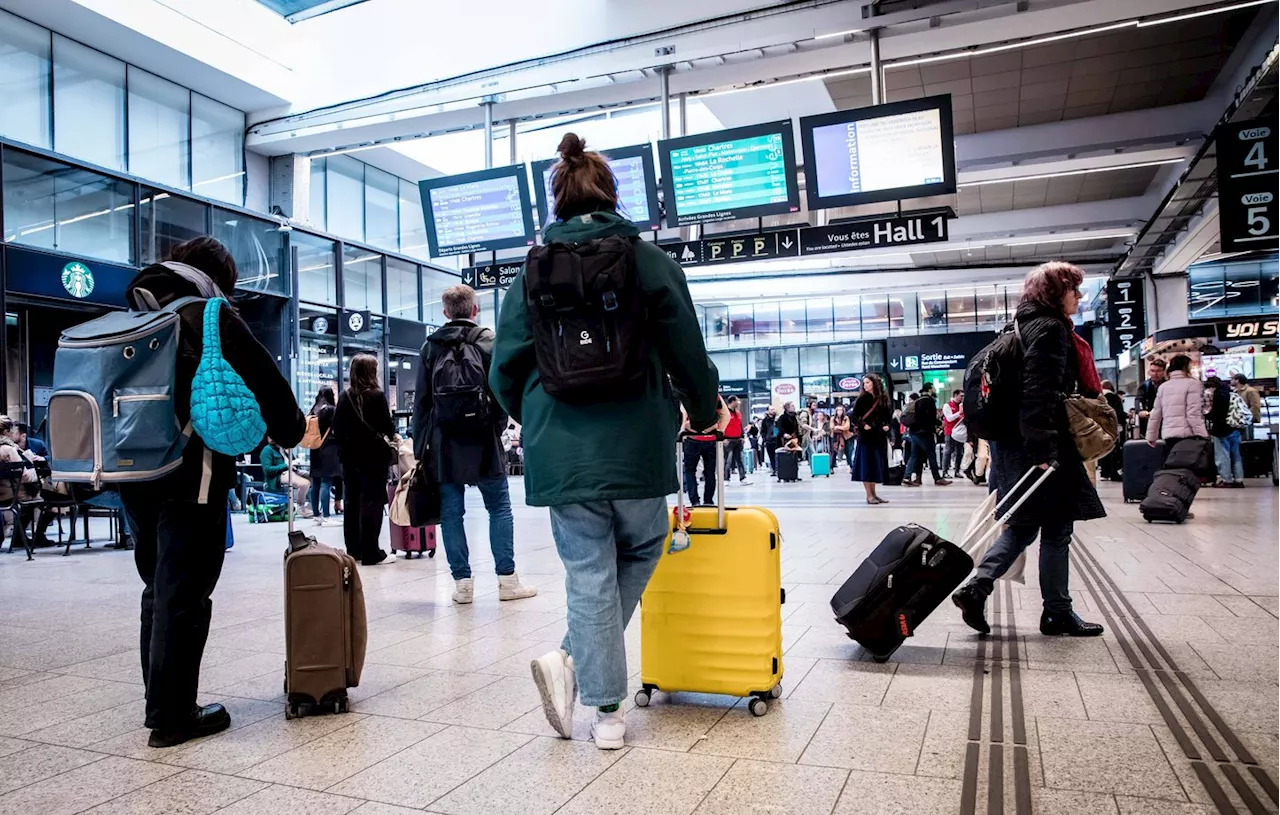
[
  {"xmin": 1103, "ymin": 391, "xmax": 1125, "ymax": 432},
  {"xmin": 760, "ymin": 415, "xmax": 778, "ymax": 446},
  {"xmin": 1207, "ymin": 383, "xmax": 1233, "ymax": 438},
  {"xmin": 909, "ymin": 394, "xmax": 938, "ymax": 436},
  {"xmin": 123, "ymin": 265, "xmax": 304, "ymax": 503},
  {"xmin": 308, "ymin": 403, "xmax": 342, "ymax": 479},
  {"xmin": 334, "ymin": 387, "xmax": 395, "ymax": 489},
  {"xmin": 990, "ymin": 301, "xmax": 1104, "ymax": 526},
  {"xmin": 411, "ymin": 319, "xmax": 507, "ymax": 485},
  {"xmin": 852, "ymin": 392, "xmax": 891, "ymax": 446}
]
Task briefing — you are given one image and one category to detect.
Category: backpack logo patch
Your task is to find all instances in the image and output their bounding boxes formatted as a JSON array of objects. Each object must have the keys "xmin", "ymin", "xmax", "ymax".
[{"xmin": 579, "ymin": 330, "xmax": 593, "ymax": 346}]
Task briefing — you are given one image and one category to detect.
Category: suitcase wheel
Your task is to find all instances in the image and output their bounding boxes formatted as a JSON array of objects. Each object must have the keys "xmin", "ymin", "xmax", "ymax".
[
  {"xmin": 285, "ymin": 703, "xmax": 301, "ymax": 720},
  {"xmin": 634, "ymin": 688, "xmax": 652, "ymax": 708},
  {"xmin": 748, "ymin": 698, "xmax": 768, "ymax": 717},
  {"xmin": 871, "ymin": 653, "xmax": 891, "ymax": 664},
  {"xmin": 769, "ymin": 684, "xmax": 783, "ymax": 699},
  {"xmin": 428, "ymin": 549, "xmax": 436, "ymax": 558}
]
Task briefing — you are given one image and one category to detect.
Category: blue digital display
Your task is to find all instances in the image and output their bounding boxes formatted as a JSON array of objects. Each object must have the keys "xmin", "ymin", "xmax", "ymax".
[
  {"xmin": 658, "ymin": 121, "xmax": 801, "ymax": 226},
  {"xmin": 419, "ymin": 166, "xmax": 536, "ymax": 258},
  {"xmin": 530, "ymin": 143, "xmax": 661, "ymax": 231}
]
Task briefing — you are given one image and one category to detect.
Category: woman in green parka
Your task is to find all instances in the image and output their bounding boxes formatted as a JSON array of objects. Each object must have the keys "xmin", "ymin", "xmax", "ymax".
[{"xmin": 490, "ymin": 133, "xmax": 719, "ymax": 751}]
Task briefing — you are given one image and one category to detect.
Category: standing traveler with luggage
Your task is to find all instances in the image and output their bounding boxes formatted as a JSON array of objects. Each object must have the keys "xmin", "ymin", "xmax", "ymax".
[
  {"xmin": 411, "ymin": 285, "xmax": 536, "ymax": 604},
  {"xmin": 722, "ymin": 396, "xmax": 751, "ymax": 485},
  {"xmin": 952, "ymin": 261, "xmax": 1105, "ymax": 638},
  {"xmin": 1206, "ymin": 375, "xmax": 1247, "ymax": 488},
  {"xmin": 490, "ymin": 133, "xmax": 719, "ymax": 751},
  {"xmin": 760, "ymin": 407, "xmax": 779, "ymax": 472},
  {"xmin": 1098, "ymin": 380, "xmax": 1125, "ymax": 482},
  {"xmin": 1144, "ymin": 354, "xmax": 1208, "ymax": 449},
  {"xmin": 831, "ymin": 405, "xmax": 851, "ymax": 470},
  {"xmin": 904, "ymin": 383, "xmax": 951, "ymax": 486},
  {"xmin": 116, "ymin": 238, "xmax": 305, "ymax": 747},
  {"xmin": 307, "ymin": 387, "xmax": 341, "ymax": 524},
  {"xmin": 333, "ymin": 354, "xmax": 396, "ymax": 567},
  {"xmin": 850, "ymin": 374, "xmax": 891, "ymax": 504},
  {"xmin": 1136, "ymin": 358, "xmax": 1167, "ymax": 437}
]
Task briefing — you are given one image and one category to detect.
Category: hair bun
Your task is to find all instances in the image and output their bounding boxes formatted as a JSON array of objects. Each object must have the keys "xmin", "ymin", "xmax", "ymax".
[{"xmin": 557, "ymin": 132, "xmax": 586, "ymax": 160}]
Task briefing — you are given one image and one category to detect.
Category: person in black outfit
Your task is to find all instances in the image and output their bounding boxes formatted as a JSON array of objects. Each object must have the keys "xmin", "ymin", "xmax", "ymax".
[
  {"xmin": 904, "ymin": 383, "xmax": 951, "ymax": 486},
  {"xmin": 308, "ymin": 387, "xmax": 342, "ymax": 524},
  {"xmin": 333, "ymin": 354, "xmax": 396, "ymax": 566},
  {"xmin": 1098, "ymin": 379, "xmax": 1125, "ymax": 481},
  {"xmin": 952, "ymin": 261, "xmax": 1105, "ymax": 638},
  {"xmin": 1136, "ymin": 358, "xmax": 1166, "ymax": 437},
  {"xmin": 850, "ymin": 374, "xmax": 892, "ymax": 504},
  {"xmin": 120, "ymin": 237, "xmax": 305, "ymax": 748},
  {"xmin": 760, "ymin": 407, "xmax": 779, "ymax": 471}
]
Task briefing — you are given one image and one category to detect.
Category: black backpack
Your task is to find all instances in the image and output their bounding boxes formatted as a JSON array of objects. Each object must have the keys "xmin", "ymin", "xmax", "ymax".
[
  {"xmin": 962, "ymin": 321, "xmax": 1024, "ymax": 441},
  {"xmin": 430, "ymin": 327, "xmax": 491, "ymax": 437},
  {"xmin": 523, "ymin": 235, "xmax": 649, "ymax": 403}
]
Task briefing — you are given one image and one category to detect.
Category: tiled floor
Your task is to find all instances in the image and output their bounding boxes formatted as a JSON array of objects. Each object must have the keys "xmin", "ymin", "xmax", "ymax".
[{"xmin": 1, "ymin": 473, "xmax": 1276, "ymax": 814}]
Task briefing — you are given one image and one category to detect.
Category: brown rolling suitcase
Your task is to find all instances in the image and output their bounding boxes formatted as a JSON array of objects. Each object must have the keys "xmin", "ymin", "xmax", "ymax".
[{"xmin": 283, "ymin": 452, "xmax": 367, "ymax": 719}]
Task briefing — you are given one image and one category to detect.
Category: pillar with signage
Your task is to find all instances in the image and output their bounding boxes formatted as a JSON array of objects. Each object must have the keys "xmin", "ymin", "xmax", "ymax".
[
  {"xmin": 1217, "ymin": 118, "xmax": 1279, "ymax": 252},
  {"xmin": 1106, "ymin": 279, "xmax": 1145, "ymax": 359}
]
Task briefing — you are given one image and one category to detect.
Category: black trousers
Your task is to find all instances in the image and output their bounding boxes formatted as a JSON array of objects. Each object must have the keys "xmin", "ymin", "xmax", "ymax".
[
  {"xmin": 119, "ymin": 486, "xmax": 227, "ymax": 731},
  {"xmin": 724, "ymin": 438, "xmax": 747, "ymax": 481},
  {"xmin": 764, "ymin": 440, "xmax": 779, "ymax": 471},
  {"xmin": 683, "ymin": 439, "xmax": 716, "ymax": 506},
  {"xmin": 342, "ymin": 467, "xmax": 387, "ymax": 564}
]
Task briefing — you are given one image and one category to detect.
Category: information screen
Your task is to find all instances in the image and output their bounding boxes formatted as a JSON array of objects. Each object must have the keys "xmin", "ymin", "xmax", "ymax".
[
  {"xmin": 800, "ymin": 96, "xmax": 956, "ymax": 210},
  {"xmin": 530, "ymin": 143, "xmax": 660, "ymax": 231},
  {"xmin": 418, "ymin": 166, "xmax": 535, "ymax": 257},
  {"xmin": 658, "ymin": 121, "xmax": 801, "ymax": 226}
]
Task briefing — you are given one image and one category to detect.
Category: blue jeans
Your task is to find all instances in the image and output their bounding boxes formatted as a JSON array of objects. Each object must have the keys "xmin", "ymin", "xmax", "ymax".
[
  {"xmin": 1212, "ymin": 431, "xmax": 1244, "ymax": 483},
  {"xmin": 438, "ymin": 476, "xmax": 515, "ymax": 580},
  {"xmin": 906, "ymin": 431, "xmax": 942, "ymax": 481},
  {"xmin": 309, "ymin": 477, "xmax": 333, "ymax": 518},
  {"xmin": 974, "ymin": 517, "xmax": 1074, "ymax": 613},
  {"xmin": 549, "ymin": 497, "xmax": 668, "ymax": 707}
]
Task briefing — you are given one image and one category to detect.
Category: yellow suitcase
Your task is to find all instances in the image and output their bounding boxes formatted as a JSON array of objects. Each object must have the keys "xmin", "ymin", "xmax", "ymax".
[{"xmin": 637, "ymin": 439, "xmax": 784, "ymax": 716}]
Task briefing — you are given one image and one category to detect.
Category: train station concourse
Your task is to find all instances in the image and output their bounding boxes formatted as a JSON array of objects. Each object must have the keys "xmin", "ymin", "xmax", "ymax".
[{"xmin": 0, "ymin": 1, "xmax": 1276, "ymax": 813}]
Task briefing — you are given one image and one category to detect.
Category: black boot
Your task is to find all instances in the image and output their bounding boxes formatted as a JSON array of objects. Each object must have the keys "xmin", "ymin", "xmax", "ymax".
[
  {"xmin": 1040, "ymin": 611, "xmax": 1104, "ymax": 637},
  {"xmin": 148, "ymin": 703, "xmax": 231, "ymax": 748},
  {"xmin": 951, "ymin": 583, "xmax": 991, "ymax": 635}
]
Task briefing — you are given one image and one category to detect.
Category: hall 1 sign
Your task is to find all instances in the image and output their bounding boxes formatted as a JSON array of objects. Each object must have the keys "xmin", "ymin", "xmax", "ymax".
[
  {"xmin": 1106, "ymin": 279, "xmax": 1145, "ymax": 355},
  {"xmin": 799, "ymin": 212, "xmax": 947, "ymax": 256},
  {"xmin": 1217, "ymin": 118, "xmax": 1279, "ymax": 251},
  {"xmin": 462, "ymin": 261, "xmax": 522, "ymax": 290}
]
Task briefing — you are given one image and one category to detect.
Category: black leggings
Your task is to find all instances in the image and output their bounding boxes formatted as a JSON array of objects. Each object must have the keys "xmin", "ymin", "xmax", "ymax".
[{"xmin": 342, "ymin": 468, "xmax": 387, "ymax": 564}]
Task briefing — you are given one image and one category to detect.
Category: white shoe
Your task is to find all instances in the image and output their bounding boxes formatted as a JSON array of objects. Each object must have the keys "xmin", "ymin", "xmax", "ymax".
[
  {"xmin": 372, "ymin": 550, "xmax": 397, "ymax": 565},
  {"xmin": 592, "ymin": 708, "xmax": 625, "ymax": 750},
  {"xmin": 498, "ymin": 573, "xmax": 538, "ymax": 601},
  {"xmin": 452, "ymin": 578, "xmax": 475, "ymax": 604},
  {"xmin": 313, "ymin": 517, "xmax": 324, "ymax": 527},
  {"xmin": 530, "ymin": 649, "xmax": 576, "ymax": 739}
]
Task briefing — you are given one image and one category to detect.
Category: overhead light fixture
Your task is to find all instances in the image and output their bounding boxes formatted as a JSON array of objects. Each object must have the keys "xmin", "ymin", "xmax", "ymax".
[
  {"xmin": 1136, "ymin": 0, "xmax": 1274, "ymax": 27},
  {"xmin": 889, "ymin": 21, "xmax": 1137, "ymax": 69},
  {"xmin": 700, "ymin": 67, "xmax": 870, "ymax": 98},
  {"xmin": 958, "ymin": 158, "xmax": 1185, "ymax": 188},
  {"xmin": 815, "ymin": 27, "xmax": 862, "ymax": 40}
]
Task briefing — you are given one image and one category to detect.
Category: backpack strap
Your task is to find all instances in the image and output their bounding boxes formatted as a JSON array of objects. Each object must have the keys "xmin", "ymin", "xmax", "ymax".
[
  {"xmin": 200, "ymin": 298, "xmax": 227, "ymax": 362},
  {"xmin": 532, "ymin": 245, "xmax": 586, "ymax": 312},
  {"xmin": 161, "ymin": 261, "xmax": 225, "ymax": 298}
]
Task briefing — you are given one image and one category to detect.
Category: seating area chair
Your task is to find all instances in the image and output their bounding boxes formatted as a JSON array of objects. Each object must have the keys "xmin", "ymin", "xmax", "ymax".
[{"xmin": 1, "ymin": 462, "xmax": 43, "ymax": 561}]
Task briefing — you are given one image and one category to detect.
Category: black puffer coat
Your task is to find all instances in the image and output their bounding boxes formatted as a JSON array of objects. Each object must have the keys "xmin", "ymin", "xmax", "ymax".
[{"xmin": 990, "ymin": 301, "xmax": 1105, "ymax": 526}]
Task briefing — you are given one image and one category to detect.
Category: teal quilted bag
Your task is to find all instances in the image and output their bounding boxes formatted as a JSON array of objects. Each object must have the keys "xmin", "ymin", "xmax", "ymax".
[{"xmin": 190, "ymin": 298, "xmax": 266, "ymax": 456}]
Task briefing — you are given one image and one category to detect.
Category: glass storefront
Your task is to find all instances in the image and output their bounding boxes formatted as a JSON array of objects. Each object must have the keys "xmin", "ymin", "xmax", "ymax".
[
  {"xmin": 308, "ymin": 155, "xmax": 432, "ymax": 261},
  {"xmin": 710, "ymin": 341, "xmax": 886, "ymax": 417}
]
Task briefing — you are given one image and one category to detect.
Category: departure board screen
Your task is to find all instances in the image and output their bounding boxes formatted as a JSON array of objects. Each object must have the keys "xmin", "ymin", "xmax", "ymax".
[
  {"xmin": 530, "ymin": 143, "xmax": 661, "ymax": 231},
  {"xmin": 800, "ymin": 96, "xmax": 956, "ymax": 210},
  {"xmin": 658, "ymin": 121, "xmax": 801, "ymax": 226},
  {"xmin": 418, "ymin": 165, "xmax": 536, "ymax": 257}
]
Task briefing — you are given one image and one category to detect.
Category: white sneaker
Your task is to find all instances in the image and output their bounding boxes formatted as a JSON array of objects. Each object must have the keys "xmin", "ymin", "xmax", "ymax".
[
  {"xmin": 452, "ymin": 578, "xmax": 475, "ymax": 604},
  {"xmin": 592, "ymin": 708, "xmax": 625, "ymax": 750},
  {"xmin": 498, "ymin": 574, "xmax": 538, "ymax": 601},
  {"xmin": 313, "ymin": 517, "xmax": 324, "ymax": 527},
  {"xmin": 372, "ymin": 550, "xmax": 397, "ymax": 565},
  {"xmin": 530, "ymin": 649, "xmax": 576, "ymax": 739}
]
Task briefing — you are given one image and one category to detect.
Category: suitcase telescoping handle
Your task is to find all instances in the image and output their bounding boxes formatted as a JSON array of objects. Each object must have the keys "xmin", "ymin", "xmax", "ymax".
[
  {"xmin": 676, "ymin": 429, "xmax": 726, "ymax": 532},
  {"xmin": 960, "ymin": 464, "xmax": 1057, "ymax": 556}
]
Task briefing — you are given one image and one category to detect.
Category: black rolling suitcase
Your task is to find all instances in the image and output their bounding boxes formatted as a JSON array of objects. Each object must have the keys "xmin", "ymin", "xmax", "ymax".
[
  {"xmin": 831, "ymin": 466, "xmax": 1055, "ymax": 662},
  {"xmin": 1164, "ymin": 438, "xmax": 1215, "ymax": 480},
  {"xmin": 1140, "ymin": 468, "xmax": 1199, "ymax": 523},
  {"xmin": 1240, "ymin": 439, "xmax": 1274, "ymax": 479},
  {"xmin": 1123, "ymin": 440, "xmax": 1165, "ymax": 502},
  {"xmin": 882, "ymin": 464, "xmax": 905, "ymax": 487},
  {"xmin": 776, "ymin": 450, "xmax": 800, "ymax": 482}
]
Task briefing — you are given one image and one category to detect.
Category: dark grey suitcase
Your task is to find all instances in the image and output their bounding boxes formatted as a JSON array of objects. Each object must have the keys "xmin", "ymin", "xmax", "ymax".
[
  {"xmin": 1123, "ymin": 440, "xmax": 1165, "ymax": 503},
  {"xmin": 776, "ymin": 450, "xmax": 800, "ymax": 482},
  {"xmin": 1164, "ymin": 438, "xmax": 1214, "ymax": 480},
  {"xmin": 1140, "ymin": 468, "xmax": 1199, "ymax": 524}
]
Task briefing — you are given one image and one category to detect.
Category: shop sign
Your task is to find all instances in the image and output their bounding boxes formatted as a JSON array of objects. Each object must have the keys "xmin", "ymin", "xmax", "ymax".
[
  {"xmin": 833, "ymin": 375, "xmax": 863, "ymax": 393},
  {"xmin": 1214, "ymin": 317, "xmax": 1279, "ymax": 342},
  {"xmin": 3, "ymin": 245, "xmax": 134, "ymax": 308},
  {"xmin": 61, "ymin": 262, "xmax": 95, "ymax": 299},
  {"xmin": 1217, "ymin": 118, "xmax": 1279, "ymax": 251},
  {"xmin": 887, "ymin": 331, "xmax": 996, "ymax": 372},
  {"xmin": 1106, "ymin": 279, "xmax": 1145, "ymax": 355},
  {"xmin": 462, "ymin": 261, "xmax": 522, "ymax": 290},
  {"xmin": 341, "ymin": 310, "xmax": 372, "ymax": 336}
]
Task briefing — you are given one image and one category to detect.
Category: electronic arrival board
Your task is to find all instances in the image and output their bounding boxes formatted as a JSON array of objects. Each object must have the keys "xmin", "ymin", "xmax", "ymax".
[
  {"xmin": 658, "ymin": 121, "xmax": 801, "ymax": 226},
  {"xmin": 418, "ymin": 165, "xmax": 536, "ymax": 258},
  {"xmin": 530, "ymin": 143, "xmax": 661, "ymax": 231},
  {"xmin": 799, "ymin": 95, "xmax": 956, "ymax": 210}
]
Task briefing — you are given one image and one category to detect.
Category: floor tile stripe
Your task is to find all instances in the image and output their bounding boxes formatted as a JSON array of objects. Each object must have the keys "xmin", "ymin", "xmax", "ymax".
[
  {"xmin": 988, "ymin": 743, "xmax": 1004, "ymax": 815},
  {"xmin": 1221, "ymin": 763, "xmax": 1269, "ymax": 815},
  {"xmin": 960, "ymin": 742, "xmax": 981, "ymax": 815}
]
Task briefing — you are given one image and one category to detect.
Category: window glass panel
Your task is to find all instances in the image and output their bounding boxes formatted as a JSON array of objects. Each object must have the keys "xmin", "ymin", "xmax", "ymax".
[
  {"xmin": 753, "ymin": 302, "xmax": 780, "ymax": 344},
  {"xmin": 477, "ymin": 289, "xmax": 497, "ymax": 330},
  {"xmin": 750, "ymin": 348, "xmax": 778, "ymax": 379},
  {"xmin": 864, "ymin": 341, "xmax": 886, "ymax": 371},
  {"xmin": 976, "ymin": 287, "xmax": 1005, "ymax": 329},
  {"xmin": 780, "ymin": 301, "xmax": 805, "ymax": 344},
  {"xmin": 889, "ymin": 291, "xmax": 916, "ymax": 335},
  {"xmin": 778, "ymin": 347, "xmax": 799, "ymax": 377},
  {"xmin": 386, "ymin": 257, "xmax": 419, "ymax": 320},
  {"xmin": 53, "ymin": 36, "xmax": 125, "ymax": 170},
  {"xmin": 920, "ymin": 291, "xmax": 947, "ymax": 332},
  {"xmin": 829, "ymin": 344, "xmax": 863, "ymax": 374},
  {"xmin": 804, "ymin": 299, "xmax": 834, "ymax": 343},
  {"xmin": 727, "ymin": 305, "xmax": 753, "ymax": 345},
  {"xmin": 191, "ymin": 93, "xmax": 244, "ymax": 204},
  {"xmin": 342, "ymin": 246, "xmax": 381, "ymax": 312},
  {"xmin": 2, "ymin": 149, "xmax": 133, "ymax": 263},
  {"xmin": 297, "ymin": 304, "xmax": 338, "ymax": 416},
  {"xmin": 399, "ymin": 178, "xmax": 428, "ymax": 260},
  {"xmin": 364, "ymin": 166, "xmax": 398, "ymax": 251},
  {"xmin": 833, "ymin": 295, "xmax": 860, "ymax": 341},
  {"xmin": 0, "ymin": 9, "xmax": 52, "ymax": 149},
  {"xmin": 422, "ymin": 266, "xmax": 456, "ymax": 326},
  {"xmin": 947, "ymin": 290, "xmax": 976, "ymax": 329},
  {"xmin": 861, "ymin": 295, "xmax": 888, "ymax": 337},
  {"xmin": 342, "ymin": 314, "xmax": 386, "ymax": 390},
  {"xmin": 127, "ymin": 68, "xmax": 189, "ymax": 189},
  {"xmin": 705, "ymin": 305, "xmax": 728, "ymax": 349},
  {"xmin": 140, "ymin": 190, "xmax": 205, "ymax": 265},
  {"xmin": 326, "ymin": 155, "xmax": 364, "ymax": 241},
  {"xmin": 800, "ymin": 345, "xmax": 829, "ymax": 376},
  {"xmin": 709, "ymin": 351, "xmax": 748, "ymax": 380},
  {"xmin": 213, "ymin": 208, "xmax": 287, "ymax": 295},
  {"xmin": 293, "ymin": 231, "xmax": 336, "ymax": 305},
  {"xmin": 308, "ymin": 157, "xmax": 326, "ymax": 230},
  {"xmin": 1226, "ymin": 261, "xmax": 1262, "ymax": 317}
]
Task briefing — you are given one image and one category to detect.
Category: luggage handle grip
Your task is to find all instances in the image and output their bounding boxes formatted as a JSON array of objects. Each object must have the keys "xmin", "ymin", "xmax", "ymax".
[
  {"xmin": 992, "ymin": 463, "xmax": 1057, "ymax": 524},
  {"xmin": 675, "ymin": 436, "xmax": 726, "ymax": 532}
]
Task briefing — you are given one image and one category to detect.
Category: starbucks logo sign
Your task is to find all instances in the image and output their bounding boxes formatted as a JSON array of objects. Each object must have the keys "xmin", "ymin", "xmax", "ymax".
[{"xmin": 61, "ymin": 262, "xmax": 95, "ymax": 299}]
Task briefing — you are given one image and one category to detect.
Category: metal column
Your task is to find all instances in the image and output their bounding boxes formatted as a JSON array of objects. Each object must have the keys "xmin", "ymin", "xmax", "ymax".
[
  {"xmin": 870, "ymin": 29, "xmax": 883, "ymax": 105},
  {"xmin": 677, "ymin": 92, "xmax": 687, "ymax": 137},
  {"xmin": 659, "ymin": 66, "xmax": 671, "ymax": 139},
  {"xmin": 508, "ymin": 120, "xmax": 517, "ymax": 166},
  {"xmin": 483, "ymin": 100, "xmax": 494, "ymax": 169}
]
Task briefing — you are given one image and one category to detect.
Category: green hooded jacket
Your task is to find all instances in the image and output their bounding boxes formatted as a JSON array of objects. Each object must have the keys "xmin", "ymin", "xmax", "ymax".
[{"xmin": 489, "ymin": 211, "xmax": 719, "ymax": 507}]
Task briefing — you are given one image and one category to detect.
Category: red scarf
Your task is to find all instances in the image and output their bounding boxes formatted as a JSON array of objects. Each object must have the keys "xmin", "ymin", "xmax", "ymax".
[{"xmin": 1072, "ymin": 332, "xmax": 1102, "ymax": 397}]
